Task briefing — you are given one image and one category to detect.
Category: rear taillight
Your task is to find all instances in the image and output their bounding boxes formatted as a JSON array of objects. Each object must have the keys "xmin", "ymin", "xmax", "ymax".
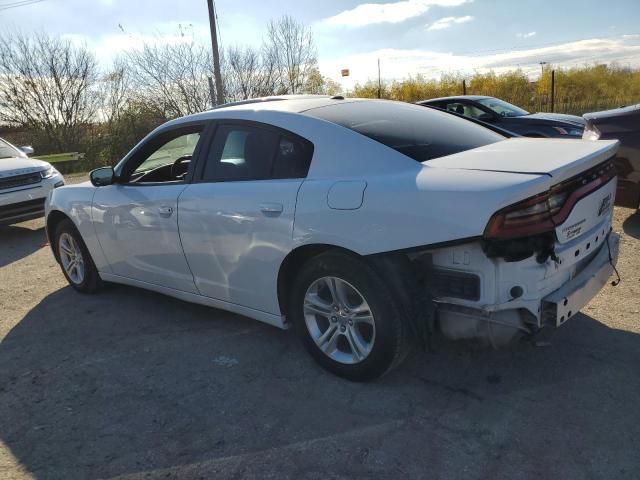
[{"xmin": 484, "ymin": 160, "xmax": 616, "ymax": 239}]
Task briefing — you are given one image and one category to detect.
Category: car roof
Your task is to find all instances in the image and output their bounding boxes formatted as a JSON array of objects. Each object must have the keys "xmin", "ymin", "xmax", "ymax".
[
  {"xmin": 167, "ymin": 95, "xmax": 377, "ymax": 127},
  {"xmin": 418, "ymin": 95, "xmax": 493, "ymax": 104},
  {"xmin": 205, "ymin": 95, "xmax": 366, "ymax": 114}
]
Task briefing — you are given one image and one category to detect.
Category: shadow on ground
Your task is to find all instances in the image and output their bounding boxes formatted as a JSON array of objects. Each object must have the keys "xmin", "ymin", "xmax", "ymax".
[
  {"xmin": 622, "ymin": 209, "xmax": 640, "ymax": 239},
  {"xmin": 1, "ymin": 285, "xmax": 639, "ymax": 479},
  {"xmin": 0, "ymin": 224, "xmax": 47, "ymax": 268}
]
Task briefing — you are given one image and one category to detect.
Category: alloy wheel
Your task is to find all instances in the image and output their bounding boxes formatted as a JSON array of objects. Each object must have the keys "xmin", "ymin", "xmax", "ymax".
[
  {"xmin": 58, "ymin": 232, "xmax": 85, "ymax": 285},
  {"xmin": 303, "ymin": 276, "xmax": 376, "ymax": 365}
]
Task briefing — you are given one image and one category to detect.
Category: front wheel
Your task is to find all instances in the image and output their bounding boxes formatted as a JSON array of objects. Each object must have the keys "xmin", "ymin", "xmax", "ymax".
[
  {"xmin": 55, "ymin": 219, "xmax": 103, "ymax": 293},
  {"xmin": 289, "ymin": 252, "xmax": 410, "ymax": 381}
]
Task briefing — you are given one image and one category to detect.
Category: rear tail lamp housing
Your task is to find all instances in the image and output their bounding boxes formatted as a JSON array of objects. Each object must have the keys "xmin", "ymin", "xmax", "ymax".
[{"xmin": 484, "ymin": 159, "xmax": 616, "ymax": 239}]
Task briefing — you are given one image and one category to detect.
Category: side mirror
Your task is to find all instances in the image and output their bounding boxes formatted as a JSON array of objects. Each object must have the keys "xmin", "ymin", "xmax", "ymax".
[
  {"xmin": 90, "ymin": 167, "xmax": 115, "ymax": 187},
  {"xmin": 477, "ymin": 113, "xmax": 495, "ymax": 123},
  {"xmin": 19, "ymin": 146, "xmax": 34, "ymax": 156}
]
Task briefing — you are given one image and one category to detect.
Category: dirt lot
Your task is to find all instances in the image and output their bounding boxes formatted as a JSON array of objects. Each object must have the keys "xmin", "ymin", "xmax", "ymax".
[{"xmin": 1, "ymin": 183, "xmax": 639, "ymax": 479}]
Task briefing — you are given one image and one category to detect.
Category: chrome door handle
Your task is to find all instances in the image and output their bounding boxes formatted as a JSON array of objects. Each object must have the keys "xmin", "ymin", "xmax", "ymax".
[
  {"xmin": 158, "ymin": 206, "xmax": 174, "ymax": 217},
  {"xmin": 260, "ymin": 203, "xmax": 283, "ymax": 214}
]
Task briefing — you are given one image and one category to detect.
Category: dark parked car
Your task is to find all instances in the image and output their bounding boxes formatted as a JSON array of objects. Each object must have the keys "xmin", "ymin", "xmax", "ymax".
[
  {"xmin": 418, "ymin": 96, "xmax": 585, "ymax": 138},
  {"xmin": 584, "ymin": 104, "xmax": 640, "ymax": 209}
]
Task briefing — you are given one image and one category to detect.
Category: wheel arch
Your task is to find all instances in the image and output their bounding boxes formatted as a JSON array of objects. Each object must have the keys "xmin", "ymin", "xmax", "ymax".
[
  {"xmin": 277, "ymin": 243, "xmax": 362, "ymax": 318},
  {"xmin": 277, "ymin": 244, "xmax": 431, "ymax": 347},
  {"xmin": 46, "ymin": 209, "xmax": 73, "ymax": 262}
]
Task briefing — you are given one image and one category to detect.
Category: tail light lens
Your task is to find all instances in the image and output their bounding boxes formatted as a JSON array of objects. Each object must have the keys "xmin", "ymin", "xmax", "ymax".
[{"xmin": 484, "ymin": 159, "xmax": 616, "ymax": 239}]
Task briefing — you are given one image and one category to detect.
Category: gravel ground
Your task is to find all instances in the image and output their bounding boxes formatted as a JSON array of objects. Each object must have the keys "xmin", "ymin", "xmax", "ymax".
[{"xmin": 0, "ymin": 179, "xmax": 638, "ymax": 479}]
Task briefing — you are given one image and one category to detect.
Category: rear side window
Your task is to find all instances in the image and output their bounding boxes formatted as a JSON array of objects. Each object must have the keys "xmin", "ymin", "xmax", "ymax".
[
  {"xmin": 272, "ymin": 136, "xmax": 313, "ymax": 179},
  {"xmin": 204, "ymin": 125, "xmax": 277, "ymax": 181},
  {"xmin": 203, "ymin": 123, "xmax": 313, "ymax": 182},
  {"xmin": 305, "ymin": 101, "xmax": 504, "ymax": 162}
]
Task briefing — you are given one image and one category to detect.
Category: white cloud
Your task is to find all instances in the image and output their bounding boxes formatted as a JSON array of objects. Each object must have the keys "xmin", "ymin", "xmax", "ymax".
[
  {"xmin": 322, "ymin": 0, "xmax": 471, "ymax": 28},
  {"xmin": 320, "ymin": 36, "xmax": 640, "ymax": 88},
  {"xmin": 517, "ymin": 31, "xmax": 537, "ymax": 38},
  {"xmin": 426, "ymin": 15, "xmax": 473, "ymax": 31},
  {"xmin": 61, "ymin": 22, "xmax": 212, "ymax": 64}
]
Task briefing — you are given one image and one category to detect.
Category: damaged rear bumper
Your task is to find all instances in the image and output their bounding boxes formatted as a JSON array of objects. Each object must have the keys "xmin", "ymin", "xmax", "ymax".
[
  {"xmin": 541, "ymin": 232, "xmax": 619, "ymax": 326},
  {"xmin": 418, "ymin": 223, "xmax": 620, "ymax": 347}
]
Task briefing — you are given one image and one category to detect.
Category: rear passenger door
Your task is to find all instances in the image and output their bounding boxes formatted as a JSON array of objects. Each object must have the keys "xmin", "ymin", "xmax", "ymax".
[{"xmin": 178, "ymin": 121, "xmax": 313, "ymax": 315}]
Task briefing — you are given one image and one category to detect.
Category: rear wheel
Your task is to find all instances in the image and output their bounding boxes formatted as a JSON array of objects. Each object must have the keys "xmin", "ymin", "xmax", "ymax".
[
  {"xmin": 289, "ymin": 251, "xmax": 410, "ymax": 381},
  {"xmin": 55, "ymin": 219, "xmax": 103, "ymax": 293}
]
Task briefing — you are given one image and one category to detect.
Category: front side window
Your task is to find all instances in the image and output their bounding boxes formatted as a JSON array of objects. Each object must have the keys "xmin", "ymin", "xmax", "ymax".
[
  {"xmin": 133, "ymin": 132, "xmax": 201, "ymax": 180},
  {"xmin": 203, "ymin": 124, "xmax": 313, "ymax": 182},
  {"xmin": 120, "ymin": 126, "xmax": 203, "ymax": 184},
  {"xmin": 305, "ymin": 101, "xmax": 504, "ymax": 163}
]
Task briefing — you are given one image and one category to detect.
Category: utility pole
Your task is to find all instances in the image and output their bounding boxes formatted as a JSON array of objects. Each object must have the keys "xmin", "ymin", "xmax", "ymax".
[
  {"xmin": 551, "ymin": 69, "xmax": 555, "ymax": 113},
  {"xmin": 377, "ymin": 58, "xmax": 381, "ymax": 99},
  {"xmin": 207, "ymin": 0, "xmax": 224, "ymax": 106},
  {"xmin": 539, "ymin": 61, "xmax": 548, "ymax": 111},
  {"xmin": 539, "ymin": 61, "xmax": 547, "ymax": 77}
]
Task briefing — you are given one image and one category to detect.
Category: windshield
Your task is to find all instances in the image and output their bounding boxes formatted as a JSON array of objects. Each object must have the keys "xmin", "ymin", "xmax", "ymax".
[
  {"xmin": 477, "ymin": 98, "xmax": 529, "ymax": 117},
  {"xmin": 0, "ymin": 138, "xmax": 20, "ymax": 159},
  {"xmin": 305, "ymin": 100, "xmax": 504, "ymax": 163}
]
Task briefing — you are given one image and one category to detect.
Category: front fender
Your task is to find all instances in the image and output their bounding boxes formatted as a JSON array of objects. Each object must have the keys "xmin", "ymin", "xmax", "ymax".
[{"xmin": 46, "ymin": 182, "xmax": 111, "ymax": 272}]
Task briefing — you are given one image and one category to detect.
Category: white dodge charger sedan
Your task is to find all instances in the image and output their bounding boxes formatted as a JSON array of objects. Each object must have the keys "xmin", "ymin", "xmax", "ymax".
[
  {"xmin": 45, "ymin": 96, "xmax": 620, "ymax": 381},
  {"xmin": 1, "ymin": 137, "xmax": 65, "ymax": 226}
]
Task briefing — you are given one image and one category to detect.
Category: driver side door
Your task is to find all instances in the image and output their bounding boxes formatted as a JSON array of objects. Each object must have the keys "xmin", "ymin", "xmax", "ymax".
[{"xmin": 92, "ymin": 123, "xmax": 206, "ymax": 293}]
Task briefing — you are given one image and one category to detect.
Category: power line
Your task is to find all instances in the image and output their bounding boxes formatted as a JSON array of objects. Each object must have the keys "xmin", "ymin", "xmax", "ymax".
[{"xmin": 0, "ymin": 0, "xmax": 45, "ymax": 11}]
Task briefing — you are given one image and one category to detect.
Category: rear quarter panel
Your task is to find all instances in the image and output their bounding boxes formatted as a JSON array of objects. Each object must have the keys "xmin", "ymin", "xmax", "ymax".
[{"xmin": 293, "ymin": 167, "xmax": 552, "ymax": 255}]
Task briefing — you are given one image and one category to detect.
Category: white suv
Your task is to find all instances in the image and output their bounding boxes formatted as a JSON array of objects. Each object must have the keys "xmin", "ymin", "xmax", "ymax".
[{"xmin": 0, "ymin": 137, "xmax": 65, "ymax": 226}]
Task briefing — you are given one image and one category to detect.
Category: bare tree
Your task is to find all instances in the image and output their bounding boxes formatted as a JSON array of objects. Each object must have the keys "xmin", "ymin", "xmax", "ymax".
[
  {"xmin": 125, "ymin": 40, "xmax": 215, "ymax": 118},
  {"xmin": 0, "ymin": 32, "xmax": 99, "ymax": 151},
  {"xmin": 101, "ymin": 57, "xmax": 132, "ymax": 124},
  {"xmin": 224, "ymin": 45, "xmax": 281, "ymax": 101},
  {"xmin": 265, "ymin": 15, "xmax": 318, "ymax": 94}
]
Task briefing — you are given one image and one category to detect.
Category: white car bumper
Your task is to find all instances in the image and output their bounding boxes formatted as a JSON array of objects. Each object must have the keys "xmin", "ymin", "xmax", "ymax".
[
  {"xmin": 427, "ymin": 214, "xmax": 619, "ymax": 346},
  {"xmin": 542, "ymin": 232, "xmax": 619, "ymax": 326},
  {"xmin": 0, "ymin": 172, "xmax": 65, "ymax": 225}
]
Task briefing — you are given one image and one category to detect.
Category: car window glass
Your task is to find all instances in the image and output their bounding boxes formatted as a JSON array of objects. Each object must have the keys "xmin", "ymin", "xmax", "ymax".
[
  {"xmin": 271, "ymin": 136, "xmax": 313, "ymax": 179},
  {"xmin": 444, "ymin": 102, "xmax": 485, "ymax": 119},
  {"xmin": 477, "ymin": 98, "xmax": 529, "ymax": 117},
  {"xmin": 204, "ymin": 125, "xmax": 279, "ymax": 182},
  {"xmin": 306, "ymin": 101, "xmax": 504, "ymax": 163},
  {"xmin": 0, "ymin": 138, "xmax": 20, "ymax": 159},
  {"xmin": 133, "ymin": 132, "xmax": 201, "ymax": 179}
]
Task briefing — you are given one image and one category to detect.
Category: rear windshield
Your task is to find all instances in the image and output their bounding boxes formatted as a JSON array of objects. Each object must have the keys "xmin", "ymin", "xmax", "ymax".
[{"xmin": 305, "ymin": 101, "xmax": 504, "ymax": 162}]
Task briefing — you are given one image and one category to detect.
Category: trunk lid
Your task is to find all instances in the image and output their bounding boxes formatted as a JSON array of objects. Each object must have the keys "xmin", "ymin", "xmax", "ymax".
[
  {"xmin": 525, "ymin": 112, "xmax": 586, "ymax": 126},
  {"xmin": 426, "ymin": 138, "xmax": 619, "ymax": 183}
]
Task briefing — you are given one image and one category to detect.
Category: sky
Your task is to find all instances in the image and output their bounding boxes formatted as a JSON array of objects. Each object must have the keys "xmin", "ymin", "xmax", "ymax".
[{"xmin": 2, "ymin": 0, "xmax": 640, "ymax": 88}]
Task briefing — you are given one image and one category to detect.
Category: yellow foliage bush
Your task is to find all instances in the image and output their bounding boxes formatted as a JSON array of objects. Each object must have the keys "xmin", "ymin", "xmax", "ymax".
[{"xmin": 352, "ymin": 65, "xmax": 640, "ymax": 115}]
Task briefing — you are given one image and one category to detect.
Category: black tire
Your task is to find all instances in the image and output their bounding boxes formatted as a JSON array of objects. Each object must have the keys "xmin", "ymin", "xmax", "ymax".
[
  {"xmin": 55, "ymin": 218, "xmax": 104, "ymax": 293},
  {"xmin": 289, "ymin": 251, "xmax": 410, "ymax": 382}
]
